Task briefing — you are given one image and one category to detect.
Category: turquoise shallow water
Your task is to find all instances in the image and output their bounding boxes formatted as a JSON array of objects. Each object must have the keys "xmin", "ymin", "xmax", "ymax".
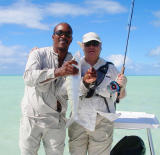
[{"xmin": 0, "ymin": 76, "xmax": 160, "ymax": 155}]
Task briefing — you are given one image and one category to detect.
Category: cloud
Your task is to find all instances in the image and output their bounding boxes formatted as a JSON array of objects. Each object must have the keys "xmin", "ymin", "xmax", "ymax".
[
  {"xmin": 124, "ymin": 25, "xmax": 137, "ymax": 34},
  {"xmin": 152, "ymin": 11, "xmax": 160, "ymax": 27},
  {"xmin": 45, "ymin": 3, "xmax": 90, "ymax": 16},
  {"xmin": 46, "ymin": 0, "xmax": 126, "ymax": 16},
  {"xmin": 0, "ymin": 0, "xmax": 127, "ymax": 29},
  {"xmin": 105, "ymin": 54, "xmax": 160, "ymax": 75},
  {"xmin": 154, "ymin": 11, "xmax": 160, "ymax": 18},
  {"xmin": 153, "ymin": 61, "xmax": 160, "ymax": 68},
  {"xmin": 130, "ymin": 26, "xmax": 137, "ymax": 31},
  {"xmin": 0, "ymin": 0, "xmax": 49, "ymax": 30},
  {"xmin": 106, "ymin": 54, "xmax": 132, "ymax": 68},
  {"xmin": 0, "ymin": 41, "xmax": 15, "ymax": 57},
  {"xmin": 0, "ymin": 41, "xmax": 28, "ymax": 66},
  {"xmin": 85, "ymin": 0, "xmax": 127, "ymax": 14},
  {"xmin": 149, "ymin": 46, "xmax": 160, "ymax": 56},
  {"xmin": 125, "ymin": 63, "xmax": 160, "ymax": 75},
  {"xmin": 91, "ymin": 19, "xmax": 108, "ymax": 24},
  {"xmin": 105, "ymin": 54, "xmax": 146, "ymax": 74}
]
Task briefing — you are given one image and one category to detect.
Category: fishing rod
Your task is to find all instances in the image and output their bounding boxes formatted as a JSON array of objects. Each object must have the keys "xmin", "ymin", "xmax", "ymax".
[
  {"xmin": 121, "ymin": 0, "xmax": 135, "ymax": 74},
  {"xmin": 108, "ymin": 0, "xmax": 135, "ymax": 101}
]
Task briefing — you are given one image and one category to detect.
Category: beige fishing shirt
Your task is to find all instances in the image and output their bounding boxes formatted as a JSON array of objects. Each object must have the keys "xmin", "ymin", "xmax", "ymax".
[
  {"xmin": 77, "ymin": 57, "xmax": 120, "ymax": 131},
  {"xmin": 21, "ymin": 46, "xmax": 72, "ymax": 128}
]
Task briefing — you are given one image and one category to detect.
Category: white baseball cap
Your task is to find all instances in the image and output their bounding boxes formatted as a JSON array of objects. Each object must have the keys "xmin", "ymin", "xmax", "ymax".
[{"xmin": 82, "ymin": 32, "xmax": 101, "ymax": 43}]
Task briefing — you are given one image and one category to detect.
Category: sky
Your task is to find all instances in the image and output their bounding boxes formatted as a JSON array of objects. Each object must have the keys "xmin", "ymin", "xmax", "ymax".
[{"xmin": 0, "ymin": 0, "xmax": 160, "ymax": 75}]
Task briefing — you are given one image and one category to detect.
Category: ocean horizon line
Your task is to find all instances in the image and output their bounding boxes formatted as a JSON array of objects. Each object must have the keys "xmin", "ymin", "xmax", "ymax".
[{"xmin": 0, "ymin": 74, "xmax": 160, "ymax": 77}]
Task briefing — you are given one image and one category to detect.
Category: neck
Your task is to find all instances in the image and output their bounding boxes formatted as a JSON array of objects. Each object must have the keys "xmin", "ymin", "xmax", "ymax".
[
  {"xmin": 85, "ymin": 57, "xmax": 99, "ymax": 66},
  {"xmin": 54, "ymin": 47, "xmax": 68, "ymax": 67}
]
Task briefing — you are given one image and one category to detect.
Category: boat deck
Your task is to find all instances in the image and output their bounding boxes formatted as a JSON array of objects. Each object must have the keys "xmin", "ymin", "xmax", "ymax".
[{"xmin": 114, "ymin": 111, "xmax": 160, "ymax": 155}]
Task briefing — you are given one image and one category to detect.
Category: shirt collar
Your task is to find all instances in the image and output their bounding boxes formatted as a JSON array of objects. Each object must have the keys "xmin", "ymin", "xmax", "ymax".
[
  {"xmin": 82, "ymin": 57, "xmax": 106, "ymax": 70},
  {"xmin": 51, "ymin": 47, "xmax": 72, "ymax": 61}
]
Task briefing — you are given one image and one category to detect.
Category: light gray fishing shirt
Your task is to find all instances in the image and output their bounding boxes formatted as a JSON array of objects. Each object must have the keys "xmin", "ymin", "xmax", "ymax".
[
  {"xmin": 21, "ymin": 46, "xmax": 72, "ymax": 128},
  {"xmin": 77, "ymin": 57, "xmax": 120, "ymax": 131}
]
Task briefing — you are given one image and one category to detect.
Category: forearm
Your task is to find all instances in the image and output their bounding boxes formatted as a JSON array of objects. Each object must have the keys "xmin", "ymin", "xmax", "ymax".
[
  {"xmin": 24, "ymin": 68, "xmax": 56, "ymax": 87},
  {"xmin": 79, "ymin": 78, "xmax": 90, "ymax": 96},
  {"xmin": 24, "ymin": 49, "xmax": 58, "ymax": 87}
]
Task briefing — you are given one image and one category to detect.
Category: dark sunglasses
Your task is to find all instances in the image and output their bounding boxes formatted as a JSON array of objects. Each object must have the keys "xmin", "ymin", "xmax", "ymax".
[
  {"xmin": 54, "ymin": 30, "xmax": 72, "ymax": 38},
  {"xmin": 84, "ymin": 40, "xmax": 100, "ymax": 47}
]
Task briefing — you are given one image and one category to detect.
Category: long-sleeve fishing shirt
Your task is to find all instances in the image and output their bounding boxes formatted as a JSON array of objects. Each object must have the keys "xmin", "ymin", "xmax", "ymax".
[
  {"xmin": 21, "ymin": 46, "xmax": 72, "ymax": 128},
  {"xmin": 77, "ymin": 57, "xmax": 120, "ymax": 131}
]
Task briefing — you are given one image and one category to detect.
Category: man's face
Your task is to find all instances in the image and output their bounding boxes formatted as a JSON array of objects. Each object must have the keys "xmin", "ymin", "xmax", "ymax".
[
  {"xmin": 83, "ymin": 40, "xmax": 101, "ymax": 63},
  {"xmin": 52, "ymin": 23, "xmax": 72, "ymax": 52}
]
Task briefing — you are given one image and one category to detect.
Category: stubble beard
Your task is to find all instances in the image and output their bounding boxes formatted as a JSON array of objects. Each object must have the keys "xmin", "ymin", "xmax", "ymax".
[{"xmin": 58, "ymin": 47, "xmax": 67, "ymax": 53}]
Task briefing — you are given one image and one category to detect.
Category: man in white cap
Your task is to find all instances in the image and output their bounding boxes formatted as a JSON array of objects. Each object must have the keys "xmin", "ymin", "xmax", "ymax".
[{"xmin": 68, "ymin": 32, "xmax": 127, "ymax": 155}]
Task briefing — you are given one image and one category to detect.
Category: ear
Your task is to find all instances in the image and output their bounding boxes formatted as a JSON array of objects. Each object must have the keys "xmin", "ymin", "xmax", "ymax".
[
  {"xmin": 70, "ymin": 37, "xmax": 73, "ymax": 43},
  {"xmin": 100, "ymin": 43, "xmax": 102, "ymax": 50},
  {"xmin": 52, "ymin": 34, "xmax": 54, "ymax": 40},
  {"xmin": 82, "ymin": 44, "xmax": 85, "ymax": 51}
]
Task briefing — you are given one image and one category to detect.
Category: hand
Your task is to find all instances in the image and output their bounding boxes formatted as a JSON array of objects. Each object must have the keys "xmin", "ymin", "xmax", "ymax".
[
  {"xmin": 83, "ymin": 67, "xmax": 97, "ymax": 84},
  {"xmin": 55, "ymin": 60, "xmax": 79, "ymax": 77},
  {"xmin": 31, "ymin": 47, "xmax": 39, "ymax": 51},
  {"xmin": 29, "ymin": 47, "xmax": 39, "ymax": 54},
  {"xmin": 116, "ymin": 74, "xmax": 127, "ymax": 89}
]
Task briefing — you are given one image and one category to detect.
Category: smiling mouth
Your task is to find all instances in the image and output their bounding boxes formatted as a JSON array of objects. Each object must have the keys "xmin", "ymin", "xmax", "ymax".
[
  {"xmin": 88, "ymin": 51, "xmax": 95, "ymax": 53},
  {"xmin": 59, "ymin": 39, "xmax": 68, "ymax": 44},
  {"xmin": 60, "ymin": 40, "xmax": 66, "ymax": 44}
]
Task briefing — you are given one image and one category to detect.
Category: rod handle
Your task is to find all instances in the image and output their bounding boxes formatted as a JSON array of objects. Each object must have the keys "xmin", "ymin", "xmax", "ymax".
[{"xmin": 121, "ymin": 66, "xmax": 125, "ymax": 74}]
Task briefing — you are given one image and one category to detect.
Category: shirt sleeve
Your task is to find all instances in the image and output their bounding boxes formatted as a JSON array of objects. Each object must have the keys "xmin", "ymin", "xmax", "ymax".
[
  {"xmin": 23, "ymin": 49, "xmax": 56, "ymax": 87},
  {"xmin": 109, "ymin": 64, "xmax": 119, "ymax": 81},
  {"xmin": 79, "ymin": 77, "xmax": 90, "ymax": 97}
]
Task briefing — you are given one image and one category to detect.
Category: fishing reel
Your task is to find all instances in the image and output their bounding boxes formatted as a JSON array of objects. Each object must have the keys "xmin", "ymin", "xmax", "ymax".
[
  {"xmin": 107, "ymin": 81, "xmax": 121, "ymax": 103},
  {"xmin": 107, "ymin": 81, "xmax": 120, "ymax": 94},
  {"xmin": 107, "ymin": 81, "xmax": 122, "ymax": 103}
]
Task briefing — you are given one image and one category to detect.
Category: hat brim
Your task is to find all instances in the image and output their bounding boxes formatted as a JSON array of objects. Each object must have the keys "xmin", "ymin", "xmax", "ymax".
[{"xmin": 82, "ymin": 38, "xmax": 101, "ymax": 43}]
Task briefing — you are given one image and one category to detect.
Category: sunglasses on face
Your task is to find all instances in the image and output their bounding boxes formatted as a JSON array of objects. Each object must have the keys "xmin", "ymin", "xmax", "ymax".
[
  {"xmin": 84, "ymin": 40, "xmax": 100, "ymax": 47},
  {"xmin": 54, "ymin": 30, "xmax": 72, "ymax": 38}
]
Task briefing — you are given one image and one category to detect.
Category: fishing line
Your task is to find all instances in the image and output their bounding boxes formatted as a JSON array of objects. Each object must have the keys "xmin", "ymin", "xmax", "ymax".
[{"xmin": 108, "ymin": 0, "xmax": 135, "ymax": 99}]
